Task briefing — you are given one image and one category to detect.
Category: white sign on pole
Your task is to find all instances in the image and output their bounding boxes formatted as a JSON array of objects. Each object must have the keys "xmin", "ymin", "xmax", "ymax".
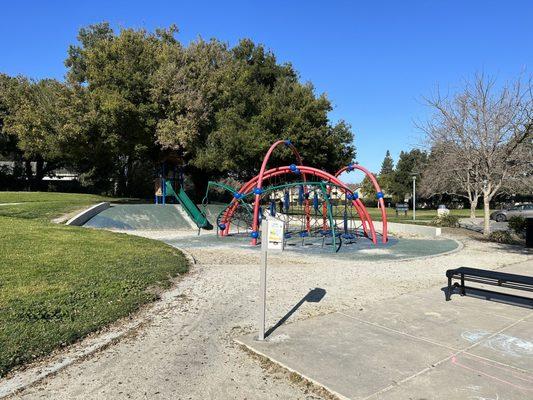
[
  {"xmin": 266, "ymin": 217, "xmax": 285, "ymax": 251},
  {"xmin": 258, "ymin": 217, "xmax": 285, "ymax": 341}
]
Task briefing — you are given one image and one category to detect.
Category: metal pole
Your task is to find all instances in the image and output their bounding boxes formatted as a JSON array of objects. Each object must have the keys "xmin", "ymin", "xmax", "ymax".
[
  {"xmin": 258, "ymin": 220, "xmax": 268, "ymax": 340},
  {"xmin": 412, "ymin": 176, "xmax": 416, "ymax": 221}
]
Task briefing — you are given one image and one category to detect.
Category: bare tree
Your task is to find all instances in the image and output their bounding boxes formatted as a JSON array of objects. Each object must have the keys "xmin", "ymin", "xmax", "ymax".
[
  {"xmin": 419, "ymin": 74, "xmax": 532, "ymax": 235},
  {"xmin": 420, "ymin": 141, "xmax": 482, "ymax": 218}
]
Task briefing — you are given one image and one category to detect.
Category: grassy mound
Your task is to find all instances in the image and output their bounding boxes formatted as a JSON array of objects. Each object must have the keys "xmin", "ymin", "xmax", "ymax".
[{"xmin": 0, "ymin": 192, "xmax": 188, "ymax": 376}]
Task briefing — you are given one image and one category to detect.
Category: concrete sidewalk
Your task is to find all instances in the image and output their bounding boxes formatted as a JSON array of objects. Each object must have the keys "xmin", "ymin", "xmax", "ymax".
[{"xmin": 237, "ymin": 262, "xmax": 533, "ymax": 400}]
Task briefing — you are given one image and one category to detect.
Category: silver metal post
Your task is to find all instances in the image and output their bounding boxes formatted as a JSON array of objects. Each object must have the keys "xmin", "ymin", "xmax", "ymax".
[
  {"xmin": 258, "ymin": 221, "xmax": 268, "ymax": 340},
  {"xmin": 412, "ymin": 176, "xmax": 416, "ymax": 221}
]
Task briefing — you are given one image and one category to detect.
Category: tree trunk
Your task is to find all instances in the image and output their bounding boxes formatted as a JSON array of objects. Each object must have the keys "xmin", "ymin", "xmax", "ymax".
[
  {"xmin": 188, "ymin": 167, "xmax": 210, "ymax": 203},
  {"xmin": 483, "ymin": 195, "xmax": 491, "ymax": 236},
  {"xmin": 24, "ymin": 160, "xmax": 33, "ymax": 191},
  {"xmin": 114, "ymin": 156, "xmax": 129, "ymax": 196},
  {"xmin": 124, "ymin": 157, "xmax": 134, "ymax": 196},
  {"xmin": 469, "ymin": 196, "xmax": 478, "ymax": 219},
  {"xmin": 34, "ymin": 158, "xmax": 45, "ymax": 191}
]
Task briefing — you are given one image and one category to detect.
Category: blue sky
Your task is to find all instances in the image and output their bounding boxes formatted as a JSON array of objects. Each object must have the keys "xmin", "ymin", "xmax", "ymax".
[{"xmin": 1, "ymin": 1, "xmax": 532, "ymax": 181}]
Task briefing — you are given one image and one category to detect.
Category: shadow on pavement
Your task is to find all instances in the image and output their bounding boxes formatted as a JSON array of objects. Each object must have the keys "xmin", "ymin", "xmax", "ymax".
[
  {"xmin": 442, "ymin": 286, "xmax": 533, "ymax": 309},
  {"xmin": 266, "ymin": 287, "xmax": 326, "ymax": 338}
]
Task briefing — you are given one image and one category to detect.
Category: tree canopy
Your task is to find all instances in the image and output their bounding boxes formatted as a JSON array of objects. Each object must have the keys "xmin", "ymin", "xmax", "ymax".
[
  {"xmin": 379, "ymin": 150, "xmax": 394, "ymax": 175},
  {"xmin": 359, "ymin": 149, "xmax": 427, "ymax": 204},
  {"xmin": 391, "ymin": 149, "xmax": 427, "ymax": 199},
  {"xmin": 0, "ymin": 23, "xmax": 355, "ymax": 196}
]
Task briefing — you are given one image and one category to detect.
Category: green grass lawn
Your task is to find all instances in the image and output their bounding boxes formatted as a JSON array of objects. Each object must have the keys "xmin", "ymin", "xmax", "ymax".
[
  {"xmin": 0, "ymin": 191, "xmax": 129, "ymax": 220},
  {"xmin": 0, "ymin": 192, "xmax": 188, "ymax": 377},
  {"xmin": 364, "ymin": 207, "xmax": 483, "ymax": 224},
  {"xmin": 286, "ymin": 204, "xmax": 483, "ymax": 225}
]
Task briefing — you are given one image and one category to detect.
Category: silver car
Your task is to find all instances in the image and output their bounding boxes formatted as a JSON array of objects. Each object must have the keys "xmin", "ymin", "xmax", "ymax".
[{"xmin": 490, "ymin": 203, "xmax": 533, "ymax": 222}]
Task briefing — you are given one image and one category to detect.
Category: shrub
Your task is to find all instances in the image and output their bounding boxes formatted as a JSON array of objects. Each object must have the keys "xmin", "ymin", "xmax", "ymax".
[
  {"xmin": 430, "ymin": 214, "xmax": 459, "ymax": 227},
  {"xmin": 508, "ymin": 216, "xmax": 526, "ymax": 236},
  {"xmin": 488, "ymin": 230, "xmax": 514, "ymax": 244}
]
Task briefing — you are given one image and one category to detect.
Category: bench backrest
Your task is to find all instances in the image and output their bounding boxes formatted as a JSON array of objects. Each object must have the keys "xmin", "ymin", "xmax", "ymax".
[{"xmin": 447, "ymin": 267, "xmax": 533, "ymax": 285}]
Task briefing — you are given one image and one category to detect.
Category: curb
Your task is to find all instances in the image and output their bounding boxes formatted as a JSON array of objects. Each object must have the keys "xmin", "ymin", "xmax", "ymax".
[
  {"xmin": 235, "ymin": 339, "xmax": 348, "ymax": 400},
  {"xmin": 66, "ymin": 202, "xmax": 110, "ymax": 226}
]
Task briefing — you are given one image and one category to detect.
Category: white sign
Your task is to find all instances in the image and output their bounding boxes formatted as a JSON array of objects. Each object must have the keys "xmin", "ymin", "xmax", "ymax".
[
  {"xmin": 258, "ymin": 217, "xmax": 285, "ymax": 341},
  {"xmin": 266, "ymin": 217, "xmax": 285, "ymax": 251}
]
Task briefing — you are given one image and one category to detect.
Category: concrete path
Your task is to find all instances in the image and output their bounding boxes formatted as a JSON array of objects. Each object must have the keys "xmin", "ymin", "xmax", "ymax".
[
  {"xmin": 238, "ymin": 261, "xmax": 533, "ymax": 400},
  {"xmin": 460, "ymin": 217, "xmax": 509, "ymax": 233}
]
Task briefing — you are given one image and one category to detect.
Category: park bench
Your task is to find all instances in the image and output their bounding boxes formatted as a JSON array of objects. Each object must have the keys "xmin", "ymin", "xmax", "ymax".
[
  {"xmin": 395, "ymin": 203, "xmax": 409, "ymax": 216},
  {"xmin": 445, "ymin": 267, "xmax": 533, "ymax": 306}
]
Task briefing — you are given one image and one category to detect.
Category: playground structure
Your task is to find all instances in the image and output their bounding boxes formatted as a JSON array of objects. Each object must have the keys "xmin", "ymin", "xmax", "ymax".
[
  {"xmin": 155, "ymin": 161, "xmax": 212, "ymax": 230},
  {"xmin": 203, "ymin": 140, "xmax": 388, "ymax": 252}
]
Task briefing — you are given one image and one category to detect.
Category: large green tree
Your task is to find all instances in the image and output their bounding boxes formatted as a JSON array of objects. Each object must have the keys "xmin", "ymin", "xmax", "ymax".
[
  {"xmin": 4, "ymin": 23, "xmax": 355, "ymax": 196},
  {"xmin": 152, "ymin": 37, "xmax": 355, "ymax": 193},
  {"xmin": 0, "ymin": 74, "xmax": 24, "ymax": 184},
  {"xmin": 1, "ymin": 75, "xmax": 82, "ymax": 189},
  {"xmin": 65, "ymin": 23, "xmax": 177, "ymax": 194},
  {"xmin": 390, "ymin": 149, "xmax": 428, "ymax": 201},
  {"xmin": 359, "ymin": 150, "xmax": 395, "ymax": 202},
  {"xmin": 379, "ymin": 150, "xmax": 394, "ymax": 175},
  {"xmin": 0, "ymin": 74, "xmax": 16, "ymax": 159},
  {"xmin": 377, "ymin": 150, "xmax": 394, "ymax": 197}
]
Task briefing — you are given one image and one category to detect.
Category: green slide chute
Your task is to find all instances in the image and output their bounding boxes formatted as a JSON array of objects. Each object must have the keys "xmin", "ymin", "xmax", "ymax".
[{"xmin": 165, "ymin": 181, "xmax": 213, "ymax": 230}]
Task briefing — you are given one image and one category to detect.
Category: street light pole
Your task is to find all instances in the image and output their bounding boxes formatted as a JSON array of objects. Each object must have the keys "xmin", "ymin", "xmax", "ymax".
[{"xmin": 412, "ymin": 175, "xmax": 416, "ymax": 221}]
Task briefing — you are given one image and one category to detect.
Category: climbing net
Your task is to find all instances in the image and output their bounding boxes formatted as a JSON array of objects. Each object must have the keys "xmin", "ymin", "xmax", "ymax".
[
  {"xmin": 204, "ymin": 180, "xmax": 368, "ymax": 252},
  {"xmin": 201, "ymin": 139, "xmax": 388, "ymax": 252}
]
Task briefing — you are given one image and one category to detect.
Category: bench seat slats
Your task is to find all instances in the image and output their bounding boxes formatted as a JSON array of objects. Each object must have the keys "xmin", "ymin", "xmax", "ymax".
[
  {"xmin": 445, "ymin": 266, "xmax": 533, "ymax": 304},
  {"xmin": 446, "ymin": 267, "xmax": 533, "ymax": 286}
]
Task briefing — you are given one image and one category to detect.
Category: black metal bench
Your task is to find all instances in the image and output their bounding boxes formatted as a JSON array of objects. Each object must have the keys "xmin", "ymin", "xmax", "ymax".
[{"xmin": 446, "ymin": 267, "xmax": 533, "ymax": 305}]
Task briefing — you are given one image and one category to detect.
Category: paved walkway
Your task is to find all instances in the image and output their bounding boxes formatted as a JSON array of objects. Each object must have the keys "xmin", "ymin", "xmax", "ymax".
[
  {"xmin": 459, "ymin": 217, "xmax": 509, "ymax": 233},
  {"xmin": 238, "ymin": 261, "xmax": 533, "ymax": 400}
]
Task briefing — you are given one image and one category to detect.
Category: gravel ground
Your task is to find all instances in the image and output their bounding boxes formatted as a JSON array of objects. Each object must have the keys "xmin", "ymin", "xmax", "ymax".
[{"xmin": 12, "ymin": 230, "xmax": 532, "ymax": 400}]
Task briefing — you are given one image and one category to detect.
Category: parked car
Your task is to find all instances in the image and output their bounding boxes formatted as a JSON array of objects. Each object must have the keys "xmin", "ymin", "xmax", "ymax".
[{"xmin": 490, "ymin": 203, "xmax": 533, "ymax": 222}]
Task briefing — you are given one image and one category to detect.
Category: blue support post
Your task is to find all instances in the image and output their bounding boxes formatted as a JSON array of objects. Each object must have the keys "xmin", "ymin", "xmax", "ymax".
[
  {"xmin": 269, "ymin": 200, "xmax": 276, "ymax": 216},
  {"xmin": 313, "ymin": 193, "xmax": 319, "ymax": 211},
  {"xmin": 162, "ymin": 178, "xmax": 166, "ymax": 205}
]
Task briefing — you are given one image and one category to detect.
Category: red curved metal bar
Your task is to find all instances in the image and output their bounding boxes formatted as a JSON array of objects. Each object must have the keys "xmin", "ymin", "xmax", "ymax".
[
  {"xmin": 221, "ymin": 165, "xmax": 378, "ymax": 244},
  {"xmin": 221, "ymin": 167, "xmax": 362, "ymax": 235},
  {"xmin": 250, "ymin": 140, "xmax": 306, "ymax": 245},
  {"xmin": 288, "ymin": 166, "xmax": 378, "ymax": 243},
  {"xmin": 336, "ymin": 164, "xmax": 388, "ymax": 243}
]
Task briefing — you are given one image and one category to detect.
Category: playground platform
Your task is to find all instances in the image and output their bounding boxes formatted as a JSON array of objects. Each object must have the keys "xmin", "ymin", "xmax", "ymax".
[
  {"xmin": 84, "ymin": 204, "xmax": 194, "ymax": 230},
  {"xmin": 162, "ymin": 232, "xmax": 460, "ymax": 261},
  {"xmin": 237, "ymin": 261, "xmax": 533, "ymax": 400}
]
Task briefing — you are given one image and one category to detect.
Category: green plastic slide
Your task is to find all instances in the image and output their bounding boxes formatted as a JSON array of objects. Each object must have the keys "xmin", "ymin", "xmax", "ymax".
[{"xmin": 165, "ymin": 181, "xmax": 213, "ymax": 230}]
